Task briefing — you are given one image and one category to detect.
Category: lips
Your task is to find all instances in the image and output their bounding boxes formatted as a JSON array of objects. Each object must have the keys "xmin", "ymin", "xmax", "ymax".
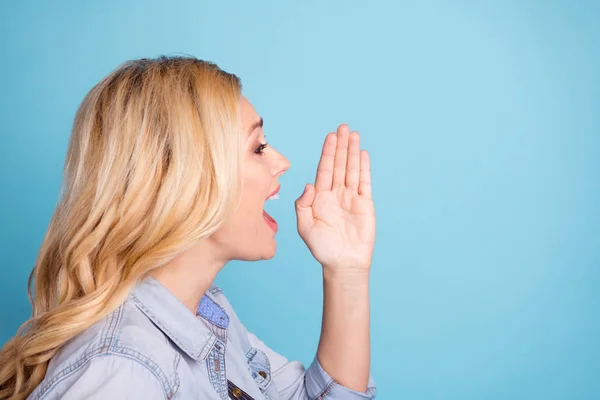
[
  {"xmin": 266, "ymin": 185, "xmax": 280, "ymax": 200},
  {"xmin": 263, "ymin": 185, "xmax": 280, "ymax": 233}
]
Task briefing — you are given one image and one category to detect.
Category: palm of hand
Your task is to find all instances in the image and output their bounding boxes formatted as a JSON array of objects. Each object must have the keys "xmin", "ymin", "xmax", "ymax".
[{"xmin": 295, "ymin": 125, "xmax": 375, "ymax": 271}]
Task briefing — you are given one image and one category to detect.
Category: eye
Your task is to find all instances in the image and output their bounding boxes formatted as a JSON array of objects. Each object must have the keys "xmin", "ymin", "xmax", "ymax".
[{"xmin": 254, "ymin": 142, "xmax": 268, "ymax": 155}]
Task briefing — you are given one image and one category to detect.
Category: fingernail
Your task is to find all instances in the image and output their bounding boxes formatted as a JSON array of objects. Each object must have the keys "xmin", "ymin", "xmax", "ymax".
[{"xmin": 303, "ymin": 183, "xmax": 309, "ymax": 193}]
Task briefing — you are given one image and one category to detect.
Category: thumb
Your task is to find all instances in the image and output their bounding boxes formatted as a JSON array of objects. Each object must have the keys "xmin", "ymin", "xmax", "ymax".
[{"xmin": 294, "ymin": 183, "xmax": 316, "ymax": 234}]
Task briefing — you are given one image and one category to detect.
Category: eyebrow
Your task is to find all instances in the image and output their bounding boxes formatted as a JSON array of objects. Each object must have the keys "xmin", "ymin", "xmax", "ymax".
[{"xmin": 248, "ymin": 117, "xmax": 263, "ymax": 135}]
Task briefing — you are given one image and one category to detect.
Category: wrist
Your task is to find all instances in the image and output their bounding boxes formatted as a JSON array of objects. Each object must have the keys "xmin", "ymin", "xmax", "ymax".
[{"xmin": 322, "ymin": 265, "xmax": 371, "ymax": 284}]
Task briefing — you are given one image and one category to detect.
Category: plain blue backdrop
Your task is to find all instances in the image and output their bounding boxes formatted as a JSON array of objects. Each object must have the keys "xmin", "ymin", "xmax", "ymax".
[{"xmin": 1, "ymin": 1, "xmax": 599, "ymax": 398}]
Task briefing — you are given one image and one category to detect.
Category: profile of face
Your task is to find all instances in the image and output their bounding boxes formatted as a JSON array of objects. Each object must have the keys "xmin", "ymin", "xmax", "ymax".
[{"xmin": 208, "ymin": 96, "xmax": 291, "ymax": 261}]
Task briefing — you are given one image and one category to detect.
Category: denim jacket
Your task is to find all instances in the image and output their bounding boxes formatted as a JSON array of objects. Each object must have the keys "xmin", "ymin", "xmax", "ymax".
[{"xmin": 26, "ymin": 275, "xmax": 376, "ymax": 399}]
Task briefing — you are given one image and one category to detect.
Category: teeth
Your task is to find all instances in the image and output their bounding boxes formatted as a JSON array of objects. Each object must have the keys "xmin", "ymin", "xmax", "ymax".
[{"xmin": 267, "ymin": 193, "xmax": 279, "ymax": 201}]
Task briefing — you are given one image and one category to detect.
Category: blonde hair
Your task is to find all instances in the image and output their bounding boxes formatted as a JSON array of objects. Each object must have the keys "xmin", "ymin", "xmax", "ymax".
[{"xmin": 0, "ymin": 55, "xmax": 244, "ymax": 399}]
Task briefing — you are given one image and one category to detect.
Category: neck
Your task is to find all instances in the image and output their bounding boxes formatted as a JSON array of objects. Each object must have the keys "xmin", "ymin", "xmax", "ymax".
[{"xmin": 149, "ymin": 240, "xmax": 227, "ymax": 315}]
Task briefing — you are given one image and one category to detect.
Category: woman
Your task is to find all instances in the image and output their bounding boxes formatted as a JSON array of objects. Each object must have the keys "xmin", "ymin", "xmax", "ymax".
[{"xmin": 0, "ymin": 56, "xmax": 377, "ymax": 400}]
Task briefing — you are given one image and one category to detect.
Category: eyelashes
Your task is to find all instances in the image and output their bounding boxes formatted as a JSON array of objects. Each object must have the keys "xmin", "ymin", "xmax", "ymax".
[{"xmin": 254, "ymin": 142, "xmax": 268, "ymax": 155}]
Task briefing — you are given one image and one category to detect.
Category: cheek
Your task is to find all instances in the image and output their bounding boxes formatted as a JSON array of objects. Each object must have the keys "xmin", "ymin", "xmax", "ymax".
[
  {"xmin": 210, "ymin": 158, "xmax": 275, "ymax": 257},
  {"xmin": 241, "ymin": 161, "xmax": 271, "ymax": 209},
  {"xmin": 236, "ymin": 194, "xmax": 263, "ymax": 228},
  {"xmin": 227, "ymin": 162, "xmax": 271, "ymax": 233}
]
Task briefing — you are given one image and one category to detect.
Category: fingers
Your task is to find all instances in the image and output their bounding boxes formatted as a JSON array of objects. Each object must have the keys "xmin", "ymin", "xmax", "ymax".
[
  {"xmin": 295, "ymin": 183, "xmax": 316, "ymax": 237},
  {"xmin": 358, "ymin": 150, "xmax": 372, "ymax": 199},
  {"xmin": 315, "ymin": 124, "xmax": 370, "ymax": 197},
  {"xmin": 315, "ymin": 133, "xmax": 337, "ymax": 191},
  {"xmin": 332, "ymin": 124, "xmax": 350, "ymax": 188},
  {"xmin": 345, "ymin": 131, "xmax": 360, "ymax": 191}
]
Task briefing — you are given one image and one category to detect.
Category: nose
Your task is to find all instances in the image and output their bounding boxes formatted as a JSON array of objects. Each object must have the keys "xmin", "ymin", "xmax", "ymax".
[{"xmin": 271, "ymin": 149, "xmax": 290, "ymax": 177}]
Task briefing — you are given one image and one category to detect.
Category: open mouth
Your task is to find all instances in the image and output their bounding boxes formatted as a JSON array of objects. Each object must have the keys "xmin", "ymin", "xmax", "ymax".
[{"xmin": 263, "ymin": 185, "xmax": 280, "ymax": 233}]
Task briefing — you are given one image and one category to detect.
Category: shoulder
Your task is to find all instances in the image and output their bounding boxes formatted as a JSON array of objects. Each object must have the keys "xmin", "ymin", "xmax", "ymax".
[{"xmin": 29, "ymin": 300, "xmax": 181, "ymax": 400}]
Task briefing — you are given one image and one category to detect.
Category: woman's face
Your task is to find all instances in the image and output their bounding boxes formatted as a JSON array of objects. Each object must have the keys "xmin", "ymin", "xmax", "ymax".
[{"xmin": 210, "ymin": 95, "xmax": 291, "ymax": 261}]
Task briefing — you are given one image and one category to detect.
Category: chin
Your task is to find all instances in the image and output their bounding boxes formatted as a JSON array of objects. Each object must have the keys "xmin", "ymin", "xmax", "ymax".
[
  {"xmin": 261, "ymin": 237, "xmax": 278, "ymax": 260},
  {"xmin": 238, "ymin": 241, "xmax": 276, "ymax": 261},
  {"xmin": 262, "ymin": 242, "xmax": 277, "ymax": 260},
  {"xmin": 263, "ymin": 251, "xmax": 276, "ymax": 260}
]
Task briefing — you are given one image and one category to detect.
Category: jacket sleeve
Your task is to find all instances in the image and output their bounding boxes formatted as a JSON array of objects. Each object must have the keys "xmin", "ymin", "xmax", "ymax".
[
  {"xmin": 247, "ymin": 331, "xmax": 377, "ymax": 400},
  {"xmin": 35, "ymin": 355, "xmax": 167, "ymax": 400}
]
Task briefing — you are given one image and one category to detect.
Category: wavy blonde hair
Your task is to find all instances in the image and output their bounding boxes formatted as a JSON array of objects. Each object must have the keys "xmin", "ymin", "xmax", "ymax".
[{"xmin": 0, "ymin": 55, "xmax": 244, "ymax": 399}]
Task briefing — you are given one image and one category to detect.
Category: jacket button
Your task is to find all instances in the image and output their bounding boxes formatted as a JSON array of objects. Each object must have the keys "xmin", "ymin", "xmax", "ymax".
[
  {"xmin": 232, "ymin": 387, "xmax": 242, "ymax": 398},
  {"xmin": 258, "ymin": 371, "xmax": 267, "ymax": 379}
]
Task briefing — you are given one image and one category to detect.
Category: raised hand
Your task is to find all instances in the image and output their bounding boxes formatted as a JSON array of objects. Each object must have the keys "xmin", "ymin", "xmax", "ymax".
[{"xmin": 295, "ymin": 124, "xmax": 375, "ymax": 271}]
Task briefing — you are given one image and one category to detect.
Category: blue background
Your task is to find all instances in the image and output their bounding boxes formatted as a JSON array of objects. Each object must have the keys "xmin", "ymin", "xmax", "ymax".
[{"xmin": 1, "ymin": 1, "xmax": 599, "ymax": 398}]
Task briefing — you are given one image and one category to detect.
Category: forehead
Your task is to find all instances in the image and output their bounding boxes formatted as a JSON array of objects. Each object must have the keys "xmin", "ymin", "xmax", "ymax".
[{"xmin": 240, "ymin": 95, "xmax": 260, "ymax": 128}]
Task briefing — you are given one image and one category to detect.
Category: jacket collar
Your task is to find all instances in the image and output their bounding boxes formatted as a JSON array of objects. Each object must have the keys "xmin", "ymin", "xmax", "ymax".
[{"xmin": 128, "ymin": 274, "xmax": 223, "ymax": 361}]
